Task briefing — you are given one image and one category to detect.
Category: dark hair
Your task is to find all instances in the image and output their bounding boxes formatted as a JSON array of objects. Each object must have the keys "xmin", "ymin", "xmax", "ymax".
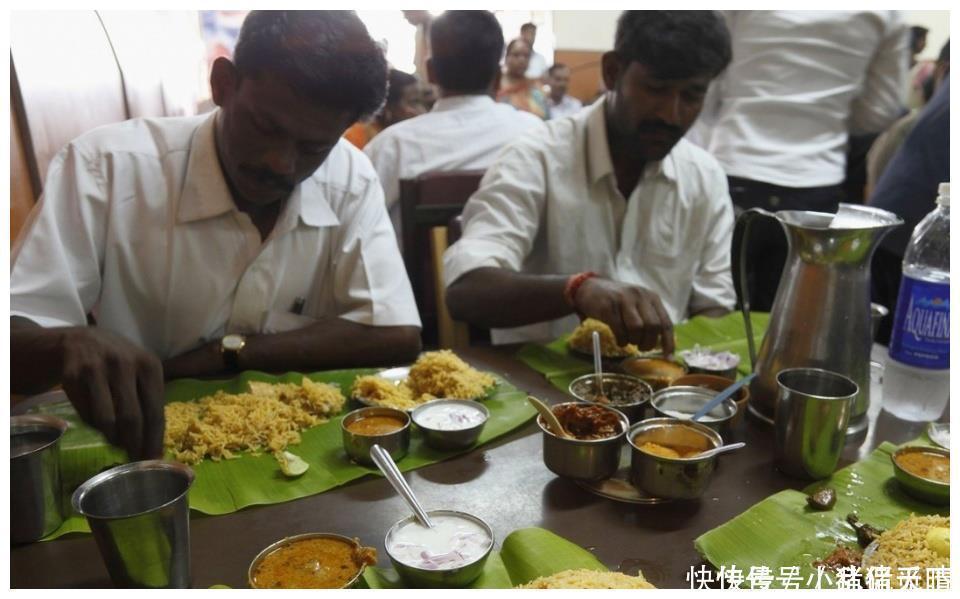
[
  {"xmin": 547, "ymin": 63, "xmax": 569, "ymax": 77},
  {"xmin": 233, "ymin": 11, "xmax": 388, "ymax": 120},
  {"xmin": 386, "ymin": 69, "xmax": 418, "ymax": 107},
  {"xmin": 521, "ymin": 22, "xmax": 536, "ymax": 33},
  {"xmin": 613, "ymin": 11, "xmax": 731, "ymax": 80},
  {"xmin": 911, "ymin": 25, "xmax": 930, "ymax": 46},
  {"xmin": 938, "ymin": 39, "xmax": 950, "ymax": 64},
  {"xmin": 506, "ymin": 38, "xmax": 530, "ymax": 55},
  {"xmin": 430, "ymin": 11, "xmax": 504, "ymax": 94}
]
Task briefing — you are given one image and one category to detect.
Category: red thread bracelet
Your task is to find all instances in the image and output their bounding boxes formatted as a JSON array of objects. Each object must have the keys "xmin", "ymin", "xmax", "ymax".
[{"xmin": 563, "ymin": 271, "xmax": 597, "ymax": 309}]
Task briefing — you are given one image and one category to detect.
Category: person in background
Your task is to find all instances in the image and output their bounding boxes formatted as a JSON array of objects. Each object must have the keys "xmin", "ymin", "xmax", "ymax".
[
  {"xmin": 365, "ymin": 10, "xmax": 544, "ymax": 222},
  {"xmin": 867, "ymin": 39, "xmax": 949, "ymax": 198},
  {"xmin": 868, "ymin": 71, "xmax": 950, "ymax": 344},
  {"xmin": 909, "ymin": 25, "xmax": 928, "ymax": 68},
  {"xmin": 445, "ymin": 11, "xmax": 734, "ymax": 349},
  {"xmin": 344, "ymin": 68, "xmax": 424, "ymax": 150},
  {"xmin": 544, "ymin": 63, "xmax": 583, "ymax": 119},
  {"xmin": 498, "ymin": 38, "xmax": 549, "ymax": 119},
  {"xmin": 521, "ymin": 22, "xmax": 548, "ymax": 81},
  {"xmin": 9, "ymin": 11, "xmax": 422, "ymax": 460},
  {"xmin": 690, "ymin": 10, "xmax": 908, "ymax": 312},
  {"xmin": 906, "ymin": 26, "xmax": 934, "ymax": 108},
  {"xmin": 403, "ymin": 10, "xmax": 432, "ymax": 82}
]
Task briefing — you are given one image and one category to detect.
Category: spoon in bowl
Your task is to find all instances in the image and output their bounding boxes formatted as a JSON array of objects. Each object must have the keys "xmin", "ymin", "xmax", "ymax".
[
  {"xmin": 690, "ymin": 373, "xmax": 756, "ymax": 422},
  {"xmin": 527, "ymin": 396, "xmax": 571, "ymax": 439},
  {"xmin": 592, "ymin": 331, "xmax": 605, "ymax": 398},
  {"xmin": 370, "ymin": 444, "xmax": 433, "ymax": 528},
  {"xmin": 697, "ymin": 441, "xmax": 746, "ymax": 459}
]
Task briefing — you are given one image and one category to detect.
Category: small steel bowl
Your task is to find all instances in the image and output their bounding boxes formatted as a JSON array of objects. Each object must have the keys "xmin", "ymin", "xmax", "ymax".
[
  {"xmin": 248, "ymin": 532, "xmax": 372, "ymax": 589},
  {"xmin": 671, "ymin": 374, "xmax": 749, "ymax": 427},
  {"xmin": 384, "ymin": 509, "xmax": 494, "ymax": 588},
  {"xmin": 628, "ymin": 417, "xmax": 723, "ymax": 500},
  {"xmin": 412, "ymin": 399, "xmax": 489, "ymax": 450},
  {"xmin": 891, "ymin": 446, "xmax": 950, "ymax": 505},
  {"xmin": 341, "ymin": 407, "xmax": 411, "ymax": 467},
  {"xmin": 619, "ymin": 357, "xmax": 687, "ymax": 391},
  {"xmin": 568, "ymin": 373, "xmax": 652, "ymax": 422},
  {"xmin": 651, "ymin": 385, "xmax": 738, "ymax": 438},
  {"xmin": 537, "ymin": 401, "xmax": 629, "ymax": 481}
]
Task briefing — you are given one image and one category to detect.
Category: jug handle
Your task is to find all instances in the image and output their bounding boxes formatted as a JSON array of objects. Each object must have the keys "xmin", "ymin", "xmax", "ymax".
[{"xmin": 734, "ymin": 207, "xmax": 776, "ymax": 373}]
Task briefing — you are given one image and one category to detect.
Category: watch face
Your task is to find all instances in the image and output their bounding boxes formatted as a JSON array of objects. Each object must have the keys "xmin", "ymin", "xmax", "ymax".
[{"xmin": 222, "ymin": 334, "xmax": 245, "ymax": 351}]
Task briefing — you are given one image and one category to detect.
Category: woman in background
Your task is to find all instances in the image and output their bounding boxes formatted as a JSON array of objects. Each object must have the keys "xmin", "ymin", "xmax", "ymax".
[
  {"xmin": 497, "ymin": 38, "xmax": 549, "ymax": 119},
  {"xmin": 345, "ymin": 69, "xmax": 424, "ymax": 149}
]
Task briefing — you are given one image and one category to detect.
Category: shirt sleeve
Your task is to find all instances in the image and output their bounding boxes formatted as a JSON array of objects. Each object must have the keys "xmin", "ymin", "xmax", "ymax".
[
  {"xmin": 688, "ymin": 167, "xmax": 737, "ymax": 314},
  {"xmin": 364, "ymin": 134, "xmax": 402, "ymax": 210},
  {"xmin": 10, "ymin": 143, "xmax": 107, "ymax": 328},
  {"xmin": 443, "ymin": 140, "xmax": 547, "ymax": 286},
  {"xmin": 849, "ymin": 14, "xmax": 909, "ymax": 134},
  {"xmin": 332, "ymin": 175, "xmax": 422, "ymax": 328}
]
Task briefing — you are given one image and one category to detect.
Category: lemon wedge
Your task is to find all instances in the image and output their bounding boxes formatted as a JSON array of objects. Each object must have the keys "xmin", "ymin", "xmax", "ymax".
[
  {"xmin": 926, "ymin": 527, "xmax": 950, "ymax": 557},
  {"xmin": 275, "ymin": 451, "xmax": 309, "ymax": 477}
]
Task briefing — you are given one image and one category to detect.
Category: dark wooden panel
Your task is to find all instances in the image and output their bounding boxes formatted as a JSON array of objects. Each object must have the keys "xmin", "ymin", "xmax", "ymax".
[
  {"xmin": 10, "ymin": 110, "xmax": 38, "ymax": 246},
  {"xmin": 554, "ymin": 49, "xmax": 605, "ymax": 104}
]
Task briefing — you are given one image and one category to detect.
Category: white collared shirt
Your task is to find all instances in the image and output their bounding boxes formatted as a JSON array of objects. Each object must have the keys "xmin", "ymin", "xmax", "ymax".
[
  {"xmin": 546, "ymin": 94, "xmax": 584, "ymax": 120},
  {"xmin": 364, "ymin": 95, "xmax": 544, "ymax": 209},
  {"xmin": 444, "ymin": 98, "xmax": 736, "ymax": 344},
  {"xmin": 526, "ymin": 51, "xmax": 548, "ymax": 80},
  {"xmin": 11, "ymin": 112, "xmax": 420, "ymax": 360},
  {"xmin": 691, "ymin": 10, "xmax": 908, "ymax": 187}
]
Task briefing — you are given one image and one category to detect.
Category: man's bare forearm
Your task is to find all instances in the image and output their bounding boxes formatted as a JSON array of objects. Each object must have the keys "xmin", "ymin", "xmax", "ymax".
[
  {"xmin": 10, "ymin": 316, "xmax": 67, "ymax": 394},
  {"xmin": 446, "ymin": 267, "xmax": 574, "ymax": 328},
  {"xmin": 162, "ymin": 318, "xmax": 422, "ymax": 379}
]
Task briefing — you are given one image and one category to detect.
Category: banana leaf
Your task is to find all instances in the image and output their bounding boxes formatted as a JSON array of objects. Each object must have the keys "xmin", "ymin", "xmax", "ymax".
[
  {"xmin": 694, "ymin": 436, "xmax": 948, "ymax": 589},
  {"xmin": 36, "ymin": 369, "xmax": 535, "ymax": 541},
  {"xmin": 516, "ymin": 311, "xmax": 770, "ymax": 394},
  {"xmin": 361, "ymin": 527, "xmax": 607, "ymax": 588}
]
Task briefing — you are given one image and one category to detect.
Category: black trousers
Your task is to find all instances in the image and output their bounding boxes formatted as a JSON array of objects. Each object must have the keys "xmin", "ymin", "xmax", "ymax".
[{"xmin": 729, "ymin": 176, "xmax": 846, "ymax": 312}]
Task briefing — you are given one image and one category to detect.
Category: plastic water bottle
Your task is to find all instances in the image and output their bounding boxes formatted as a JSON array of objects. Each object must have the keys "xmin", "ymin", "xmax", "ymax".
[{"xmin": 883, "ymin": 182, "xmax": 950, "ymax": 421}]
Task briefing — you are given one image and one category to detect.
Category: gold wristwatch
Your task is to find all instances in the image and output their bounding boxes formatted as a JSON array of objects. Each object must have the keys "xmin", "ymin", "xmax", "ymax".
[{"xmin": 220, "ymin": 334, "xmax": 246, "ymax": 371}]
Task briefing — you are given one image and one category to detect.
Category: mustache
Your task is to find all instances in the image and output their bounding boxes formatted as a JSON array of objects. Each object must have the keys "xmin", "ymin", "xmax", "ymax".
[{"xmin": 241, "ymin": 165, "xmax": 295, "ymax": 193}]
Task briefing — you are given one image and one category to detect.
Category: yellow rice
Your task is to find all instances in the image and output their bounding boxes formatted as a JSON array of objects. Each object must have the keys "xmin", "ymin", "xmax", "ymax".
[
  {"xmin": 518, "ymin": 569, "xmax": 656, "ymax": 589},
  {"xmin": 164, "ymin": 378, "xmax": 345, "ymax": 464},
  {"xmin": 351, "ymin": 350, "xmax": 496, "ymax": 410},
  {"xmin": 867, "ymin": 515, "xmax": 950, "ymax": 588},
  {"xmin": 567, "ymin": 318, "xmax": 640, "ymax": 358}
]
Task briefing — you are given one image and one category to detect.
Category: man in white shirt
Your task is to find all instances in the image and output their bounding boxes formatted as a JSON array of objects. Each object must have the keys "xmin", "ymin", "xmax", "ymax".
[
  {"xmin": 544, "ymin": 63, "xmax": 584, "ymax": 120},
  {"xmin": 10, "ymin": 11, "xmax": 421, "ymax": 459},
  {"xmin": 365, "ymin": 10, "xmax": 544, "ymax": 214},
  {"xmin": 521, "ymin": 22, "xmax": 548, "ymax": 81},
  {"xmin": 690, "ymin": 11, "xmax": 908, "ymax": 311},
  {"xmin": 445, "ymin": 11, "xmax": 734, "ymax": 351}
]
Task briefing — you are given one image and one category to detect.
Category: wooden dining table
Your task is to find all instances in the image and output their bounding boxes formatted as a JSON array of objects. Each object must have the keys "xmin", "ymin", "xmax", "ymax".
[{"xmin": 9, "ymin": 344, "xmax": 938, "ymax": 589}]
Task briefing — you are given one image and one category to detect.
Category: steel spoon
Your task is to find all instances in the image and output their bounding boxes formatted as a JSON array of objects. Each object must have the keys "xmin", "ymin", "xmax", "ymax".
[{"xmin": 370, "ymin": 444, "xmax": 433, "ymax": 528}]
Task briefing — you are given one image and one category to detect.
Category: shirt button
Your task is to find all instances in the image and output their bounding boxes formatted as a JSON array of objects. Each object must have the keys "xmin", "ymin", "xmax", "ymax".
[{"xmin": 769, "ymin": 195, "xmax": 781, "ymax": 208}]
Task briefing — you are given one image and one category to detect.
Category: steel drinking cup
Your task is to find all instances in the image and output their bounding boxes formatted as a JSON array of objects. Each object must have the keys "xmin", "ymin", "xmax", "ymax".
[
  {"xmin": 774, "ymin": 368, "xmax": 859, "ymax": 479},
  {"xmin": 72, "ymin": 460, "xmax": 195, "ymax": 588},
  {"xmin": 10, "ymin": 414, "xmax": 69, "ymax": 543}
]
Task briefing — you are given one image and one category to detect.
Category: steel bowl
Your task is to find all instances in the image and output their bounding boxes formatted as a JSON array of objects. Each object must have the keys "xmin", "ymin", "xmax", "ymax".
[
  {"xmin": 628, "ymin": 417, "xmax": 723, "ymax": 500},
  {"xmin": 537, "ymin": 401, "xmax": 629, "ymax": 481},
  {"xmin": 248, "ymin": 532, "xmax": 372, "ymax": 589},
  {"xmin": 671, "ymin": 373, "xmax": 749, "ymax": 427},
  {"xmin": 411, "ymin": 399, "xmax": 489, "ymax": 451},
  {"xmin": 891, "ymin": 446, "xmax": 950, "ymax": 505},
  {"xmin": 568, "ymin": 373, "xmax": 652, "ymax": 422},
  {"xmin": 619, "ymin": 357, "xmax": 687, "ymax": 391},
  {"xmin": 384, "ymin": 509, "xmax": 494, "ymax": 588},
  {"xmin": 341, "ymin": 407, "xmax": 411, "ymax": 466},
  {"xmin": 651, "ymin": 385, "xmax": 738, "ymax": 438}
]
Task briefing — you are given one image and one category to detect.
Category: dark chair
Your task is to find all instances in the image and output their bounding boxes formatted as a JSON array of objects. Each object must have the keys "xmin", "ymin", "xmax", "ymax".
[{"xmin": 399, "ymin": 170, "xmax": 484, "ymax": 347}]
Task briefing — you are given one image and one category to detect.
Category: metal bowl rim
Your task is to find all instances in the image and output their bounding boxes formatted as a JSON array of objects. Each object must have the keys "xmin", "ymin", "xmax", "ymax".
[
  {"xmin": 10, "ymin": 414, "xmax": 69, "ymax": 458},
  {"xmin": 71, "ymin": 459, "xmax": 195, "ymax": 519},
  {"xmin": 536, "ymin": 401, "xmax": 630, "ymax": 443},
  {"xmin": 651, "ymin": 386, "xmax": 737, "ymax": 422},
  {"xmin": 384, "ymin": 509, "xmax": 495, "ymax": 572},
  {"xmin": 627, "ymin": 417, "xmax": 723, "ymax": 461},
  {"xmin": 891, "ymin": 446, "xmax": 950, "ymax": 489},
  {"xmin": 568, "ymin": 373, "xmax": 653, "ymax": 407},
  {"xmin": 411, "ymin": 399, "xmax": 490, "ymax": 433},
  {"xmin": 247, "ymin": 532, "xmax": 369, "ymax": 589},
  {"xmin": 340, "ymin": 406, "xmax": 412, "ymax": 436}
]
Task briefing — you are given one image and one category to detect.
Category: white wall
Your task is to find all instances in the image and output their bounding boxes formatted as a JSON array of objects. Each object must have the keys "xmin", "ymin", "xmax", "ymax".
[{"xmin": 904, "ymin": 10, "xmax": 950, "ymax": 60}]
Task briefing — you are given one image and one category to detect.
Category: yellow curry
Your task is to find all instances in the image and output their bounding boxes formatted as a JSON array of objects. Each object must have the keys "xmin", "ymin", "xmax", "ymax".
[
  {"xmin": 896, "ymin": 450, "xmax": 950, "ymax": 483},
  {"xmin": 251, "ymin": 536, "xmax": 377, "ymax": 589}
]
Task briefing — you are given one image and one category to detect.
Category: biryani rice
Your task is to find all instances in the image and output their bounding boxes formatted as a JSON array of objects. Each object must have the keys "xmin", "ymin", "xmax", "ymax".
[
  {"xmin": 164, "ymin": 378, "xmax": 345, "ymax": 464},
  {"xmin": 518, "ymin": 568, "xmax": 656, "ymax": 589},
  {"xmin": 568, "ymin": 318, "xmax": 640, "ymax": 358},
  {"xmin": 867, "ymin": 515, "xmax": 950, "ymax": 588}
]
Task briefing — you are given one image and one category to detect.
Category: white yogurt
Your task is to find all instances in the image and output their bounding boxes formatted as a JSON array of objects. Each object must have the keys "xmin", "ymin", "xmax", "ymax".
[
  {"xmin": 387, "ymin": 514, "xmax": 492, "ymax": 570},
  {"xmin": 413, "ymin": 403, "xmax": 486, "ymax": 431}
]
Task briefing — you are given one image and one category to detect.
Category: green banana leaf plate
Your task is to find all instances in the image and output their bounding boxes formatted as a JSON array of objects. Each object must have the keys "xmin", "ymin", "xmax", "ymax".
[
  {"xmin": 516, "ymin": 311, "xmax": 770, "ymax": 394},
  {"xmin": 694, "ymin": 436, "xmax": 949, "ymax": 589},
  {"xmin": 361, "ymin": 527, "xmax": 612, "ymax": 588},
  {"xmin": 34, "ymin": 368, "xmax": 535, "ymax": 541}
]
